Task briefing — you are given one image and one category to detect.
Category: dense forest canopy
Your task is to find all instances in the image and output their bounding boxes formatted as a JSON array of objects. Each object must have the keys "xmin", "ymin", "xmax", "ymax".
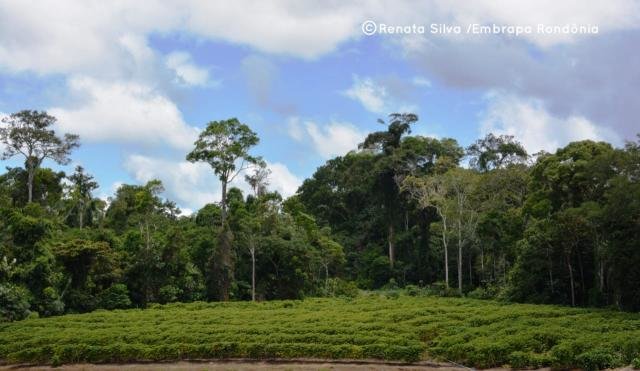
[{"xmin": 1, "ymin": 109, "xmax": 640, "ymax": 322}]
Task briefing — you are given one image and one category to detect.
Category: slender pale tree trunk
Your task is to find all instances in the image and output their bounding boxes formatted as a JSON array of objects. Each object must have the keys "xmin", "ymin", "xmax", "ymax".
[
  {"xmin": 441, "ymin": 212, "xmax": 449, "ymax": 288},
  {"xmin": 457, "ymin": 219, "xmax": 463, "ymax": 295},
  {"xmin": 324, "ymin": 263, "xmax": 329, "ymax": 290},
  {"xmin": 250, "ymin": 246, "xmax": 256, "ymax": 301}
]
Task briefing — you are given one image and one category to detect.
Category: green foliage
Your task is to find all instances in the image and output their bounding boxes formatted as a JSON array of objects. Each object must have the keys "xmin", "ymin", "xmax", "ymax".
[
  {"xmin": 186, "ymin": 118, "xmax": 261, "ymax": 185},
  {"xmin": 466, "ymin": 286, "xmax": 499, "ymax": 300},
  {"xmin": 467, "ymin": 133, "xmax": 528, "ymax": 171},
  {"xmin": 575, "ymin": 350, "xmax": 620, "ymax": 371},
  {"xmin": 424, "ymin": 281, "xmax": 460, "ymax": 297},
  {"xmin": 2, "ymin": 111, "xmax": 640, "ymax": 370},
  {"xmin": 0, "ymin": 110, "xmax": 79, "ymax": 203},
  {"xmin": 0, "ymin": 283, "xmax": 31, "ymax": 322},
  {"xmin": 1, "ymin": 296, "xmax": 639, "ymax": 368},
  {"xmin": 98, "ymin": 284, "xmax": 132, "ymax": 310},
  {"xmin": 403, "ymin": 284, "xmax": 421, "ymax": 296},
  {"xmin": 322, "ymin": 278, "xmax": 360, "ymax": 298},
  {"xmin": 40, "ymin": 286, "xmax": 65, "ymax": 316}
]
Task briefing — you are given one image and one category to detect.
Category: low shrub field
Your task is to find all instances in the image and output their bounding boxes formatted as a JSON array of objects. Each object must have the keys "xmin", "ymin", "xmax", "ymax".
[{"xmin": 1, "ymin": 294, "xmax": 640, "ymax": 369}]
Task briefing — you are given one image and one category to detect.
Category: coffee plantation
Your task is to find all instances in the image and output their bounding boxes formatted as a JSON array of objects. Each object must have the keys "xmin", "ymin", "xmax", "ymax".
[{"xmin": 2, "ymin": 294, "xmax": 640, "ymax": 369}]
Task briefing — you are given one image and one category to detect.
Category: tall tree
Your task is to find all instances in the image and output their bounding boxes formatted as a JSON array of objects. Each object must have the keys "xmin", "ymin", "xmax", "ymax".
[
  {"xmin": 403, "ymin": 175, "xmax": 452, "ymax": 288},
  {"xmin": 0, "ymin": 110, "xmax": 79, "ymax": 203},
  {"xmin": 187, "ymin": 118, "xmax": 261, "ymax": 226},
  {"xmin": 67, "ymin": 166, "xmax": 98, "ymax": 229},
  {"xmin": 443, "ymin": 168, "xmax": 480, "ymax": 294},
  {"xmin": 245, "ymin": 161, "xmax": 271, "ymax": 197},
  {"xmin": 360, "ymin": 113, "xmax": 418, "ymax": 268},
  {"xmin": 467, "ymin": 133, "xmax": 528, "ymax": 172},
  {"xmin": 404, "ymin": 168, "xmax": 479, "ymax": 293},
  {"xmin": 186, "ymin": 118, "xmax": 260, "ymax": 301}
]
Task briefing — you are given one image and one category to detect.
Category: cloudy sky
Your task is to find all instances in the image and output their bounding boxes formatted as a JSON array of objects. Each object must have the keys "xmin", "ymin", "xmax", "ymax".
[{"xmin": 1, "ymin": 1, "xmax": 638, "ymax": 213}]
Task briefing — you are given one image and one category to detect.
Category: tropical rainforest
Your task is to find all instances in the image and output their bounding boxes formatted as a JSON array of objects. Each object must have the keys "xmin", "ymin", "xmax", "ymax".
[{"xmin": 1, "ymin": 109, "xmax": 640, "ymax": 324}]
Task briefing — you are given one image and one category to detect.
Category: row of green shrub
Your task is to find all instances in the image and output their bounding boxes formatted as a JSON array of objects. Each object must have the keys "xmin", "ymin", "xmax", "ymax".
[
  {"xmin": 2, "ymin": 295, "xmax": 640, "ymax": 369},
  {"xmin": 4, "ymin": 342, "xmax": 423, "ymax": 365}
]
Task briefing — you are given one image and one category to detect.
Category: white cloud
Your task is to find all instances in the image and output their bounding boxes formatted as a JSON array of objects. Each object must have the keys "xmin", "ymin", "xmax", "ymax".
[
  {"xmin": 287, "ymin": 117, "xmax": 305, "ymax": 141},
  {"xmin": 179, "ymin": 208, "xmax": 194, "ymax": 217},
  {"xmin": 49, "ymin": 77, "xmax": 199, "ymax": 150},
  {"xmin": 0, "ymin": 1, "xmax": 175, "ymax": 76},
  {"xmin": 0, "ymin": 112, "xmax": 6, "ymax": 154},
  {"xmin": 97, "ymin": 181, "xmax": 124, "ymax": 203},
  {"xmin": 180, "ymin": 2, "xmax": 364, "ymax": 59},
  {"xmin": 480, "ymin": 92, "xmax": 620, "ymax": 154},
  {"xmin": 1, "ymin": 1, "xmax": 638, "ymax": 150},
  {"xmin": 412, "ymin": 76, "xmax": 432, "ymax": 87},
  {"xmin": 428, "ymin": 0, "xmax": 640, "ymax": 47},
  {"xmin": 0, "ymin": 1, "xmax": 638, "ymax": 77},
  {"xmin": 288, "ymin": 118, "xmax": 366, "ymax": 159},
  {"xmin": 124, "ymin": 154, "xmax": 219, "ymax": 210},
  {"xmin": 165, "ymin": 51, "xmax": 212, "ymax": 87},
  {"xmin": 124, "ymin": 154, "xmax": 302, "ymax": 210},
  {"xmin": 266, "ymin": 162, "xmax": 302, "ymax": 197},
  {"xmin": 0, "ymin": 1, "xmax": 365, "ymax": 76},
  {"xmin": 343, "ymin": 76, "xmax": 388, "ymax": 113},
  {"xmin": 343, "ymin": 75, "xmax": 421, "ymax": 115},
  {"xmin": 394, "ymin": 4, "xmax": 640, "ymax": 140},
  {"xmin": 303, "ymin": 121, "xmax": 366, "ymax": 159}
]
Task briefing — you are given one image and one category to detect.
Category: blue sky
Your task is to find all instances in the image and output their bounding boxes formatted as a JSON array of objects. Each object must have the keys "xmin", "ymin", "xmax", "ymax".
[{"xmin": 1, "ymin": 1, "xmax": 638, "ymax": 213}]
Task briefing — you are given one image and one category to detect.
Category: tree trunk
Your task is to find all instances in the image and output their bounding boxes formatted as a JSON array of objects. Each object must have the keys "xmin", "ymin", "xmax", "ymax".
[
  {"xmin": 250, "ymin": 246, "xmax": 256, "ymax": 302},
  {"xmin": 217, "ymin": 177, "xmax": 232, "ymax": 302},
  {"xmin": 388, "ymin": 224, "xmax": 395, "ymax": 268},
  {"xmin": 458, "ymin": 245, "xmax": 463, "ymax": 294},
  {"xmin": 492, "ymin": 253, "xmax": 496, "ymax": 282},
  {"xmin": 220, "ymin": 179, "xmax": 228, "ymax": 226},
  {"xmin": 27, "ymin": 164, "xmax": 35, "ymax": 203},
  {"xmin": 444, "ymin": 243, "xmax": 449, "ymax": 288},
  {"xmin": 79, "ymin": 200, "xmax": 84, "ymax": 229},
  {"xmin": 144, "ymin": 217, "xmax": 151, "ymax": 251},
  {"xmin": 218, "ymin": 227, "xmax": 233, "ymax": 301},
  {"xmin": 457, "ymin": 219, "xmax": 462, "ymax": 295},
  {"xmin": 442, "ymin": 215, "xmax": 449, "ymax": 288},
  {"xmin": 405, "ymin": 211, "xmax": 409, "ymax": 231},
  {"xmin": 324, "ymin": 263, "xmax": 329, "ymax": 291},
  {"xmin": 567, "ymin": 255, "xmax": 575, "ymax": 306}
]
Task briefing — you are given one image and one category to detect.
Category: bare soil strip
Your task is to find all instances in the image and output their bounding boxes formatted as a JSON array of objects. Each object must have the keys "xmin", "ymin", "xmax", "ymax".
[{"xmin": 0, "ymin": 359, "xmax": 468, "ymax": 371}]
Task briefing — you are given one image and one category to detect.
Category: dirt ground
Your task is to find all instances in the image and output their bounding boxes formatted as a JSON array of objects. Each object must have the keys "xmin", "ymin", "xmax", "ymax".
[
  {"xmin": 0, "ymin": 359, "xmax": 472, "ymax": 371},
  {"xmin": 2, "ymin": 360, "xmax": 635, "ymax": 371}
]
